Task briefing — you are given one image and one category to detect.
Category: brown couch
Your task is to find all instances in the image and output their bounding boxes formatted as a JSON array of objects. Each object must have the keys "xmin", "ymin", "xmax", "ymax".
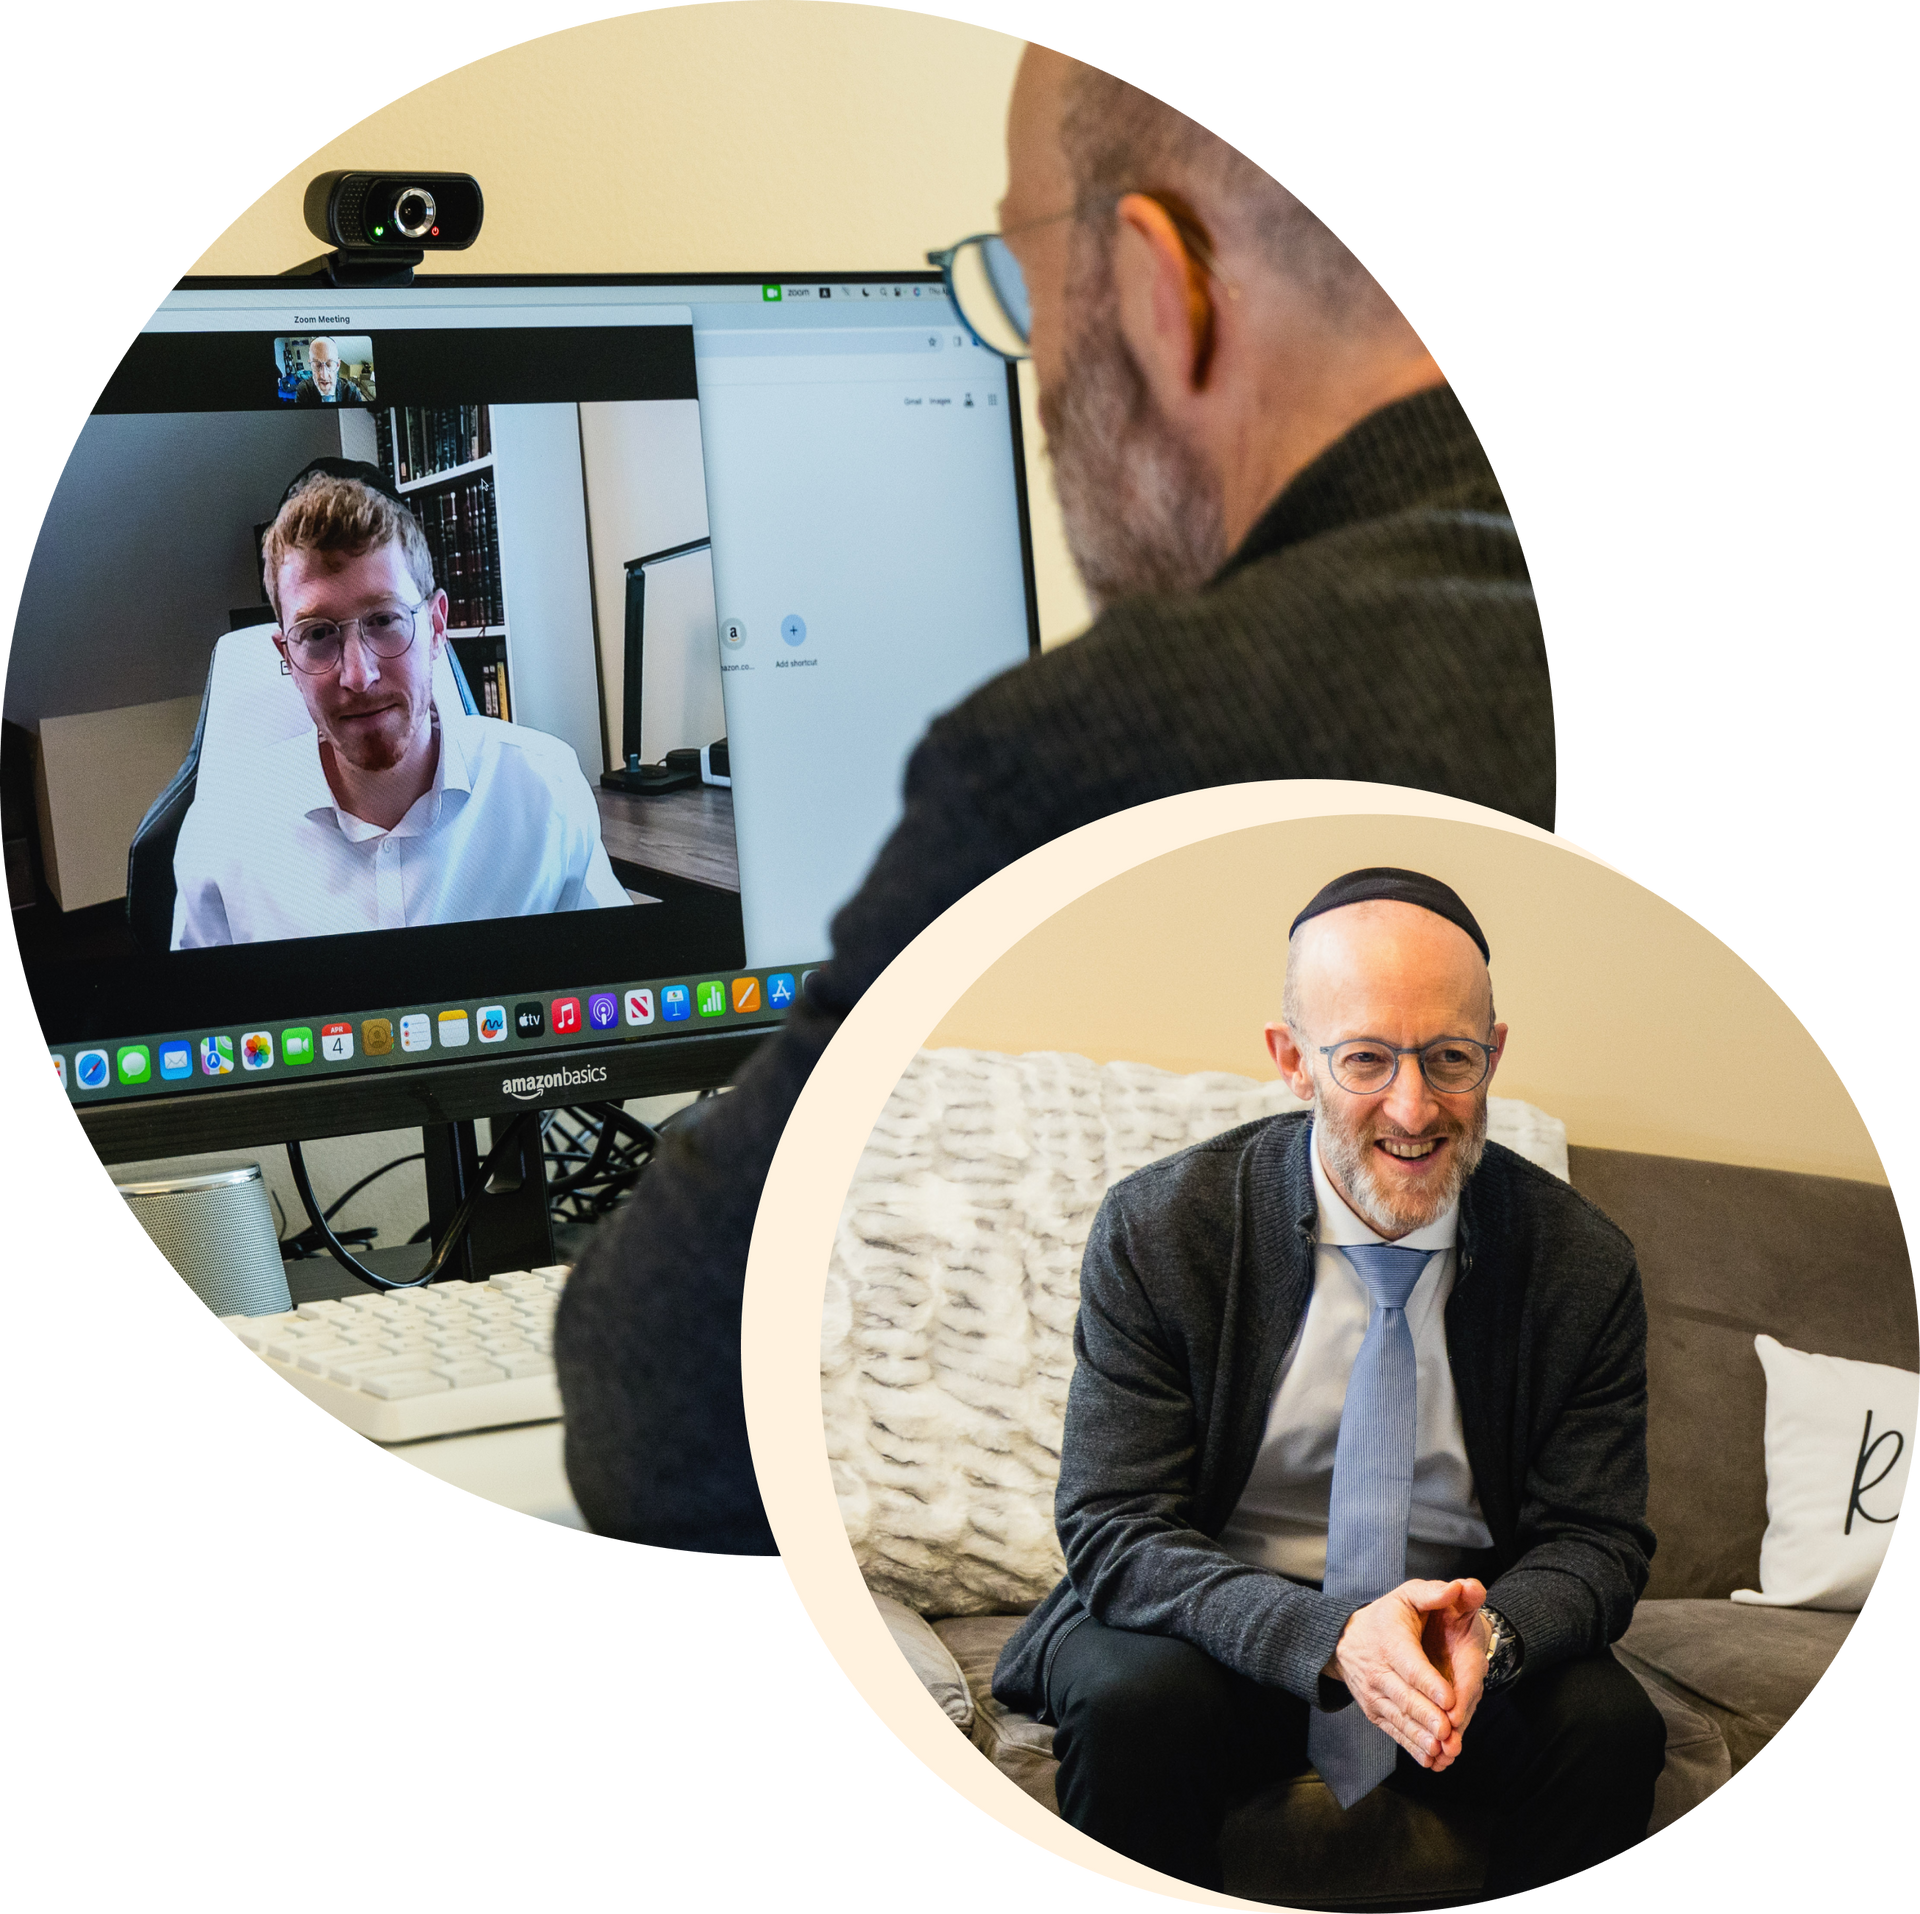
[{"xmin": 868, "ymin": 1142, "xmax": 1914, "ymax": 1910}]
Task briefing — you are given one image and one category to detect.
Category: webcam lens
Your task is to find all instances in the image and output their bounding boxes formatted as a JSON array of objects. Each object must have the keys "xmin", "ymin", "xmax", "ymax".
[{"xmin": 393, "ymin": 188, "xmax": 437, "ymax": 239}]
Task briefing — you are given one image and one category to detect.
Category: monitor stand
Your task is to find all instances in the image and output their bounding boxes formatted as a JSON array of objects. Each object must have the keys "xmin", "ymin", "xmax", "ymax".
[{"xmin": 421, "ymin": 1118, "xmax": 556, "ymax": 1281}]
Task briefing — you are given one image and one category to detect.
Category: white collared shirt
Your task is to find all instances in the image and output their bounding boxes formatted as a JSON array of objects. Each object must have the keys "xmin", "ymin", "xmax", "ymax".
[
  {"xmin": 1216, "ymin": 1124, "xmax": 1494, "ymax": 1582},
  {"xmin": 171, "ymin": 709, "xmax": 631, "ymax": 947}
]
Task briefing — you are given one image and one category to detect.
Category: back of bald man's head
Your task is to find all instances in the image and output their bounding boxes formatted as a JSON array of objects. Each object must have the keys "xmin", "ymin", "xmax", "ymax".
[{"xmin": 1030, "ymin": 46, "xmax": 1408, "ymax": 335}]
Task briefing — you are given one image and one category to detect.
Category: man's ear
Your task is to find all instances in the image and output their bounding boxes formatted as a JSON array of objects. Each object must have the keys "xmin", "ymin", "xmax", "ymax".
[
  {"xmin": 1112, "ymin": 192, "xmax": 1215, "ymax": 409},
  {"xmin": 1485, "ymin": 1022, "xmax": 1509, "ymax": 1084},
  {"xmin": 1266, "ymin": 1021, "xmax": 1317, "ymax": 1102}
]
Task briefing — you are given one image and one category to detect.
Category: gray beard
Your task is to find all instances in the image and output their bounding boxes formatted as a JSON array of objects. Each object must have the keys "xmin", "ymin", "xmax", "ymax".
[
  {"xmin": 1314, "ymin": 1090, "xmax": 1490, "ymax": 1237},
  {"xmin": 1038, "ymin": 295, "xmax": 1227, "ymax": 614}
]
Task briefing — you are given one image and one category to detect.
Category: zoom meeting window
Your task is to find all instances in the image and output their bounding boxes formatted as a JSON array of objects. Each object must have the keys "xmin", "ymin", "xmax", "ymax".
[
  {"xmin": 10, "ymin": 277, "xmax": 1036, "ymax": 1111},
  {"xmin": 11, "ymin": 293, "xmax": 746, "ymax": 1101}
]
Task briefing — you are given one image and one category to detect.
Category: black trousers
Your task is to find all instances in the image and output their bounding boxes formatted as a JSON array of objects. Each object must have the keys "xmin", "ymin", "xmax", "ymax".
[{"xmin": 1046, "ymin": 1617, "xmax": 1667, "ymax": 1901}]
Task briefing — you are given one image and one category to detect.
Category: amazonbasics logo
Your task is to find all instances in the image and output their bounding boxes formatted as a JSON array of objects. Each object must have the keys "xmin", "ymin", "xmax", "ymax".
[{"xmin": 501, "ymin": 1063, "xmax": 611, "ymax": 1102}]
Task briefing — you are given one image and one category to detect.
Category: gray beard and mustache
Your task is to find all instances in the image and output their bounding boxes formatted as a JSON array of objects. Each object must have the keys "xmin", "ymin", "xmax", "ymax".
[
  {"xmin": 1039, "ymin": 291, "xmax": 1228, "ymax": 613},
  {"xmin": 1315, "ymin": 1090, "xmax": 1491, "ymax": 1237}
]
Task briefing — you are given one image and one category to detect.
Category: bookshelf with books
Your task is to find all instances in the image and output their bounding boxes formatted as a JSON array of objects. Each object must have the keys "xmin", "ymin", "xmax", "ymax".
[{"xmin": 374, "ymin": 404, "xmax": 512, "ymax": 722}]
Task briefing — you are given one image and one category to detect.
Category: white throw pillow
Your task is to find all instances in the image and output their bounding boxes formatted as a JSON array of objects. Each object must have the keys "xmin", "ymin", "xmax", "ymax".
[{"xmin": 1731, "ymin": 1334, "xmax": 1916, "ymax": 1611}]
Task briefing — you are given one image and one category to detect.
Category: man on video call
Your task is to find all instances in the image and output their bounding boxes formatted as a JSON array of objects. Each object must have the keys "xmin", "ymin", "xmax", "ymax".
[
  {"xmin": 171, "ymin": 462, "xmax": 627, "ymax": 946},
  {"xmin": 558, "ymin": 50, "xmax": 1555, "ymax": 1550},
  {"xmin": 295, "ymin": 336, "xmax": 360, "ymax": 406},
  {"xmin": 991, "ymin": 868, "xmax": 1663, "ymax": 1898}
]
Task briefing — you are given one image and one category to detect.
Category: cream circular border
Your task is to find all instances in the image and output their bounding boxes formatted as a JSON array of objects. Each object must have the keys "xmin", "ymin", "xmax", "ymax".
[{"xmin": 742, "ymin": 782, "xmax": 1571, "ymax": 1906}]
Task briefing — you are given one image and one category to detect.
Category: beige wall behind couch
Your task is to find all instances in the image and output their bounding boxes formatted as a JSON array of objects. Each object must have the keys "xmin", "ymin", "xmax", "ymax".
[{"xmin": 927, "ymin": 813, "xmax": 1886, "ymax": 1185}]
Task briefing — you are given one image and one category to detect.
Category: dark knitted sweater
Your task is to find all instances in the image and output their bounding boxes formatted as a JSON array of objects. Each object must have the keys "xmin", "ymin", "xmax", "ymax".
[
  {"xmin": 992, "ymin": 1113, "xmax": 1655, "ymax": 1717},
  {"xmin": 555, "ymin": 385, "xmax": 1554, "ymax": 1552}
]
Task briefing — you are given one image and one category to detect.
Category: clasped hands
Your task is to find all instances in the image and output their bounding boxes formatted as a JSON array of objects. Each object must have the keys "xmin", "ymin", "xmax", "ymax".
[{"xmin": 1322, "ymin": 1577, "xmax": 1491, "ymax": 1772}]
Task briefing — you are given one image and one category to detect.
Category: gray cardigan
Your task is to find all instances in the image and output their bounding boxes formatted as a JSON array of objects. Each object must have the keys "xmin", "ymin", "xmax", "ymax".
[{"xmin": 992, "ymin": 1112, "xmax": 1655, "ymax": 1717}]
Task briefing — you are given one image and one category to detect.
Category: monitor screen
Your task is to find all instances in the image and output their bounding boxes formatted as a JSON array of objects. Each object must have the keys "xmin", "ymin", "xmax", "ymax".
[{"xmin": 7, "ymin": 273, "xmax": 1037, "ymax": 1154}]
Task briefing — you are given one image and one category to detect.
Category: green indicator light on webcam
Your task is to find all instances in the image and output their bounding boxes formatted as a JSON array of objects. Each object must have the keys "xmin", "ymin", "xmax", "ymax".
[{"xmin": 372, "ymin": 225, "xmax": 385, "ymax": 237}]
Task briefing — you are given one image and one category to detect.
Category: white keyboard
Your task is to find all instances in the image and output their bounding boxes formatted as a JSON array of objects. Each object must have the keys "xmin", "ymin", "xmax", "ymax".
[{"xmin": 222, "ymin": 1265, "xmax": 570, "ymax": 1444}]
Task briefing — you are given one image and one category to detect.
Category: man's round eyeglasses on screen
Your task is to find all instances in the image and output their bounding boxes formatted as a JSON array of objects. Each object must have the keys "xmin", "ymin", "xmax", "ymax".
[
  {"xmin": 1318, "ymin": 1036, "xmax": 1498, "ymax": 1097},
  {"xmin": 281, "ymin": 596, "xmax": 429, "ymax": 674}
]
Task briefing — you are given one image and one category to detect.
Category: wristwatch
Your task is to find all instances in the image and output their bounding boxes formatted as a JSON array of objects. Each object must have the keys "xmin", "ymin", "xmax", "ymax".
[{"xmin": 1481, "ymin": 1606, "xmax": 1523, "ymax": 1690}]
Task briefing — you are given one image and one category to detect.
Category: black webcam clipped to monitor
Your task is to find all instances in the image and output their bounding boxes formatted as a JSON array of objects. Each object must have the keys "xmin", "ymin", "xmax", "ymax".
[{"xmin": 295, "ymin": 171, "xmax": 485, "ymax": 286}]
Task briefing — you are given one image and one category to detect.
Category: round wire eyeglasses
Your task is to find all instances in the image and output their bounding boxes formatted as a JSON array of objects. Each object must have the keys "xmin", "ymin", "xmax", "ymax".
[
  {"xmin": 281, "ymin": 597, "xmax": 429, "ymax": 675},
  {"xmin": 1317, "ymin": 1036, "xmax": 1498, "ymax": 1097}
]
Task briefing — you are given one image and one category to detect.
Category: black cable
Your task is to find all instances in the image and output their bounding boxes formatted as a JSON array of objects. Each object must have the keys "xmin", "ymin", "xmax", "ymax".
[
  {"xmin": 541, "ymin": 1101, "xmax": 669, "ymax": 1230},
  {"xmin": 278, "ymin": 1148, "xmax": 426, "ymax": 1258},
  {"xmin": 542, "ymin": 1102, "xmax": 622, "ymax": 1196},
  {"xmin": 286, "ymin": 1113, "xmax": 536, "ymax": 1291}
]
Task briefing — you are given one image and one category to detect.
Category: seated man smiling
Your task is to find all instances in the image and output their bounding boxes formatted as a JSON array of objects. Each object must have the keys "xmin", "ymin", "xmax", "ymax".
[
  {"xmin": 992, "ymin": 867, "xmax": 1665, "ymax": 1900},
  {"xmin": 172, "ymin": 461, "xmax": 626, "ymax": 947}
]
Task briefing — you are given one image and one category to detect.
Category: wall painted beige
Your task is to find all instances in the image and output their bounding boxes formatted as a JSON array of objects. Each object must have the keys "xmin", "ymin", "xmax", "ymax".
[
  {"xmin": 188, "ymin": 1, "xmax": 1093, "ymax": 651},
  {"xmin": 928, "ymin": 813, "xmax": 1885, "ymax": 1184}
]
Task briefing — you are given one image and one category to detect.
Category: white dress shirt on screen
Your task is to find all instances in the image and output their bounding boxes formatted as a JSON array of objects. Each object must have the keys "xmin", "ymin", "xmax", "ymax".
[
  {"xmin": 171, "ymin": 708, "xmax": 630, "ymax": 947},
  {"xmin": 1216, "ymin": 1124, "xmax": 1494, "ymax": 1583}
]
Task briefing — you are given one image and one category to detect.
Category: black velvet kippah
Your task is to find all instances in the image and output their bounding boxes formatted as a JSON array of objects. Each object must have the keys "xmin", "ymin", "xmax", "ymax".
[
  {"xmin": 1289, "ymin": 866, "xmax": 1490, "ymax": 964},
  {"xmin": 276, "ymin": 456, "xmax": 416, "ymax": 519}
]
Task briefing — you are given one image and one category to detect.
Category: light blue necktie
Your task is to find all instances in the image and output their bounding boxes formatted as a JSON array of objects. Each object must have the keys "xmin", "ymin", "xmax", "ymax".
[{"xmin": 1308, "ymin": 1241, "xmax": 1432, "ymax": 1808}]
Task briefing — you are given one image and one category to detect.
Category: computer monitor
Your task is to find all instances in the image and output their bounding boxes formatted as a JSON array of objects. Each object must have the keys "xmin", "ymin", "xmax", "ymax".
[{"xmin": 8, "ymin": 273, "xmax": 1038, "ymax": 1202}]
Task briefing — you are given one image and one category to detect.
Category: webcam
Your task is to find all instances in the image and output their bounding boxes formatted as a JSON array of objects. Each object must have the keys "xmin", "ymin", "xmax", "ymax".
[{"xmin": 292, "ymin": 172, "xmax": 484, "ymax": 286}]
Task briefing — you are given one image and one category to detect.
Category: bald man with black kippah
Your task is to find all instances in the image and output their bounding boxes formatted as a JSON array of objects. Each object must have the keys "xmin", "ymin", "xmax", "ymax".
[{"xmin": 992, "ymin": 871, "xmax": 1664, "ymax": 1899}]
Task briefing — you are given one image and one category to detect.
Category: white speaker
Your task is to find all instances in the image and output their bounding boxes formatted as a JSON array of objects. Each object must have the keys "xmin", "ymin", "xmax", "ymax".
[{"xmin": 116, "ymin": 1165, "xmax": 295, "ymax": 1318}]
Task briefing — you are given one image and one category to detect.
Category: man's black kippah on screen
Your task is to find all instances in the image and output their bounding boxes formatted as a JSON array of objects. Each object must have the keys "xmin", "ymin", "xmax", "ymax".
[
  {"xmin": 277, "ymin": 456, "xmax": 415, "ymax": 518},
  {"xmin": 1288, "ymin": 866, "xmax": 1491, "ymax": 964}
]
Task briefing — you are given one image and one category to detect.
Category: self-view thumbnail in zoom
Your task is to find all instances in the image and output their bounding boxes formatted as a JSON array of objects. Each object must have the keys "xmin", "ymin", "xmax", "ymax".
[
  {"xmin": 274, "ymin": 334, "xmax": 376, "ymax": 407},
  {"xmin": 8, "ymin": 395, "xmax": 738, "ymax": 959}
]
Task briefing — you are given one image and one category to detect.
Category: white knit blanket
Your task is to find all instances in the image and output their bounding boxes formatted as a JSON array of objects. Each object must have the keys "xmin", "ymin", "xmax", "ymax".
[{"xmin": 824, "ymin": 1047, "xmax": 1568, "ymax": 1618}]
